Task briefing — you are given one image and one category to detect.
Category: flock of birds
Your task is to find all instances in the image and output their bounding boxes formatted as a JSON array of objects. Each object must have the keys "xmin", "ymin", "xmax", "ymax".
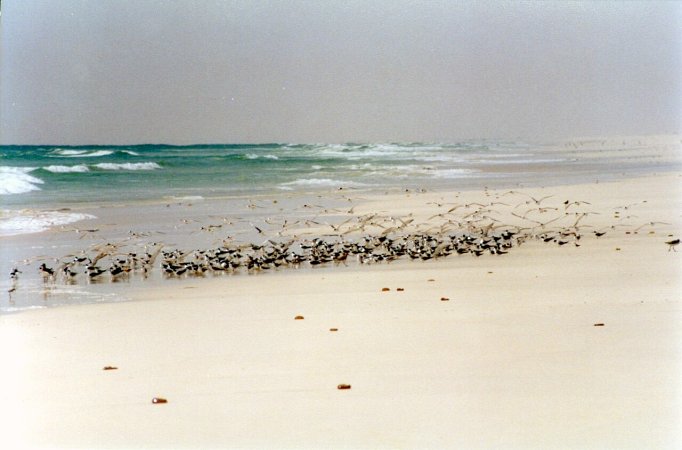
[
  {"xmin": 13, "ymin": 229, "xmax": 523, "ymax": 287},
  {"xmin": 6, "ymin": 188, "xmax": 679, "ymax": 295}
]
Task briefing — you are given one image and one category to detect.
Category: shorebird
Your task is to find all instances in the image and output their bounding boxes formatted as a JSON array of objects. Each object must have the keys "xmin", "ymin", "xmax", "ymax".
[
  {"xmin": 511, "ymin": 212, "xmax": 561, "ymax": 228},
  {"xmin": 500, "ymin": 190, "xmax": 525, "ymax": 197},
  {"xmin": 72, "ymin": 255, "xmax": 91, "ymax": 265},
  {"xmin": 514, "ymin": 194, "xmax": 554, "ymax": 207},
  {"xmin": 87, "ymin": 265, "xmax": 107, "ymax": 279},
  {"xmin": 665, "ymin": 238, "xmax": 680, "ymax": 252},
  {"xmin": 200, "ymin": 224, "xmax": 223, "ymax": 232},
  {"xmin": 522, "ymin": 207, "xmax": 559, "ymax": 217},
  {"xmin": 109, "ymin": 265, "xmax": 127, "ymax": 278},
  {"xmin": 486, "ymin": 201, "xmax": 510, "ymax": 207},
  {"xmin": 564, "ymin": 200, "xmax": 592, "ymax": 209},
  {"xmin": 38, "ymin": 263, "xmax": 55, "ymax": 279},
  {"xmin": 615, "ymin": 202, "xmax": 643, "ymax": 211},
  {"xmin": 633, "ymin": 222, "xmax": 671, "ymax": 233},
  {"xmin": 62, "ymin": 265, "xmax": 79, "ymax": 281}
]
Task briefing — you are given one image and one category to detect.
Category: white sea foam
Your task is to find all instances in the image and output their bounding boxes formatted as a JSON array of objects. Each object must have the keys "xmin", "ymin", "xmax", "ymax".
[
  {"xmin": 0, "ymin": 167, "xmax": 44, "ymax": 195},
  {"xmin": 316, "ymin": 145, "xmax": 402, "ymax": 160},
  {"xmin": 122, "ymin": 150, "xmax": 140, "ymax": 156},
  {"xmin": 42, "ymin": 164, "xmax": 90, "ymax": 173},
  {"xmin": 245, "ymin": 153, "xmax": 279, "ymax": 160},
  {"xmin": 74, "ymin": 150, "xmax": 114, "ymax": 157},
  {"xmin": 312, "ymin": 143, "xmax": 468, "ymax": 163},
  {"xmin": 2, "ymin": 305, "xmax": 47, "ymax": 313},
  {"xmin": 52, "ymin": 149, "xmax": 87, "ymax": 156},
  {"xmin": 432, "ymin": 168, "xmax": 478, "ymax": 178},
  {"xmin": 370, "ymin": 165, "xmax": 476, "ymax": 179},
  {"xmin": 472, "ymin": 153, "xmax": 531, "ymax": 159},
  {"xmin": 348, "ymin": 163, "xmax": 376, "ymax": 171},
  {"xmin": 165, "ymin": 195, "xmax": 205, "ymax": 201},
  {"xmin": 42, "ymin": 162, "xmax": 161, "ymax": 173},
  {"xmin": 94, "ymin": 162, "xmax": 161, "ymax": 171},
  {"xmin": 476, "ymin": 157, "xmax": 567, "ymax": 165},
  {"xmin": 279, "ymin": 178, "xmax": 367, "ymax": 190},
  {"xmin": 0, "ymin": 209, "xmax": 97, "ymax": 236},
  {"xmin": 52, "ymin": 149, "xmax": 114, "ymax": 157}
]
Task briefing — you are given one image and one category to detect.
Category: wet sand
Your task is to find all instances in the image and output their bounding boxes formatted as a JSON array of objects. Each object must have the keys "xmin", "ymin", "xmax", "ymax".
[{"xmin": 1, "ymin": 173, "xmax": 681, "ymax": 448}]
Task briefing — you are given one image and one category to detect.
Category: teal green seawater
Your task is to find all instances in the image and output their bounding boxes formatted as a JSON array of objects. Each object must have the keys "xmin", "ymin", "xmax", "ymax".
[
  {"xmin": 2, "ymin": 142, "xmax": 525, "ymax": 205},
  {"xmin": 2, "ymin": 139, "xmax": 679, "ymax": 218}
]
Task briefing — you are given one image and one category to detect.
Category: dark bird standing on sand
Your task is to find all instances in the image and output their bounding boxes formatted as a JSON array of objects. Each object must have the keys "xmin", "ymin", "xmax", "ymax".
[
  {"xmin": 665, "ymin": 238, "xmax": 680, "ymax": 252},
  {"xmin": 39, "ymin": 263, "xmax": 55, "ymax": 279},
  {"xmin": 62, "ymin": 265, "xmax": 79, "ymax": 280},
  {"xmin": 87, "ymin": 265, "xmax": 107, "ymax": 279}
]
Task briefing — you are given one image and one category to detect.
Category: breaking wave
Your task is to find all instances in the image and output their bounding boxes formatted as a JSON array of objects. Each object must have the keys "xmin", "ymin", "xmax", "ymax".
[
  {"xmin": 42, "ymin": 165, "xmax": 90, "ymax": 173},
  {"xmin": 53, "ymin": 149, "xmax": 114, "ymax": 158},
  {"xmin": 279, "ymin": 178, "xmax": 367, "ymax": 190},
  {"xmin": 0, "ymin": 209, "xmax": 97, "ymax": 236},
  {"xmin": 93, "ymin": 162, "xmax": 162, "ymax": 171},
  {"xmin": 0, "ymin": 167, "xmax": 44, "ymax": 195}
]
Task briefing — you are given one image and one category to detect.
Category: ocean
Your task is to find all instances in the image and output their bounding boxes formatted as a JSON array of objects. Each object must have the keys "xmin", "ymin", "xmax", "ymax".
[
  {"xmin": 1, "ymin": 137, "xmax": 680, "ymax": 312},
  {"xmin": 1, "ymin": 142, "xmax": 540, "ymax": 205},
  {"xmin": 3, "ymin": 139, "xmax": 679, "ymax": 207}
]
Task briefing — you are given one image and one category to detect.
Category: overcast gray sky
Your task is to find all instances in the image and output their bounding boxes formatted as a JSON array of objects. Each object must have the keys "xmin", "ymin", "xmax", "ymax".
[{"xmin": 1, "ymin": 0, "xmax": 680, "ymax": 144}]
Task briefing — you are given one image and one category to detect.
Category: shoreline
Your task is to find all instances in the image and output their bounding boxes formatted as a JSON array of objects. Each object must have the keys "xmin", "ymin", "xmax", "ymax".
[
  {"xmin": 3, "ymin": 159, "xmax": 681, "ymax": 213},
  {"xmin": 0, "ymin": 172, "xmax": 680, "ymax": 447},
  {"xmin": 2, "ymin": 171, "xmax": 681, "ymax": 312}
]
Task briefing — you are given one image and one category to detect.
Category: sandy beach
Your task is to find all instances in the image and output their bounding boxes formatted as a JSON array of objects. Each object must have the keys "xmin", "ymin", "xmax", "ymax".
[
  {"xmin": 3, "ymin": 0, "xmax": 681, "ymax": 447},
  {"xmin": 1, "ymin": 172, "xmax": 680, "ymax": 449}
]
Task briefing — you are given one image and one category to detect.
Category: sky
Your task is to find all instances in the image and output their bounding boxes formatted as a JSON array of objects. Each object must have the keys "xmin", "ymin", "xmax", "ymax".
[{"xmin": 0, "ymin": 0, "xmax": 680, "ymax": 144}]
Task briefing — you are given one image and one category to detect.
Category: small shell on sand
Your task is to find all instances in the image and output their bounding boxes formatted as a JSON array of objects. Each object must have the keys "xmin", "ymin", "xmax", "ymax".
[
  {"xmin": 152, "ymin": 397, "xmax": 168, "ymax": 404},
  {"xmin": 330, "ymin": 328, "xmax": 338, "ymax": 332},
  {"xmin": 594, "ymin": 323, "xmax": 605, "ymax": 327},
  {"xmin": 381, "ymin": 287, "xmax": 390, "ymax": 292},
  {"xmin": 294, "ymin": 315, "xmax": 304, "ymax": 320},
  {"xmin": 440, "ymin": 297, "xmax": 450, "ymax": 301},
  {"xmin": 103, "ymin": 366, "xmax": 118, "ymax": 370},
  {"xmin": 396, "ymin": 288, "xmax": 405, "ymax": 291},
  {"xmin": 337, "ymin": 384, "xmax": 351, "ymax": 390}
]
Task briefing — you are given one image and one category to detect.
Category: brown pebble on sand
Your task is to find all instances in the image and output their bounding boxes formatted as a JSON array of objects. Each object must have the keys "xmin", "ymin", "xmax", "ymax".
[
  {"xmin": 440, "ymin": 297, "xmax": 449, "ymax": 301},
  {"xmin": 330, "ymin": 328, "xmax": 338, "ymax": 332},
  {"xmin": 615, "ymin": 248, "xmax": 621, "ymax": 251},
  {"xmin": 381, "ymin": 287, "xmax": 390, "ymax": 292},
  {"xmin": 337, "ymin": 384, "xmax": 351, "ymax": 390},
  {"xmin": 103, "ymin": 366, "xmax": 118, "ymax": 370},
  {"xmin": 294, "ymin": 315, "xmax": 304, "ymax": 320},
  {"xmin": 152, "ymin": 397, "xmax": 168, "ymax": 404},
  {"xmin": 427, "ymin": 279, "xmax": 435, "ymax": 282},
  {"xmin": 397, "ymin": 288, "xmax": 404, "ymax": 291},
  {"xmin": 594, "ymin": 323, "xmax": 605, "ymax": 327}
]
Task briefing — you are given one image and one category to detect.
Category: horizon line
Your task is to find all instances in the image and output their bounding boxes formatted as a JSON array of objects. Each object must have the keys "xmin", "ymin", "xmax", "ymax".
[{"xmin": 1, "ymin": 133, "xmax": 680, "ymax": 148}]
